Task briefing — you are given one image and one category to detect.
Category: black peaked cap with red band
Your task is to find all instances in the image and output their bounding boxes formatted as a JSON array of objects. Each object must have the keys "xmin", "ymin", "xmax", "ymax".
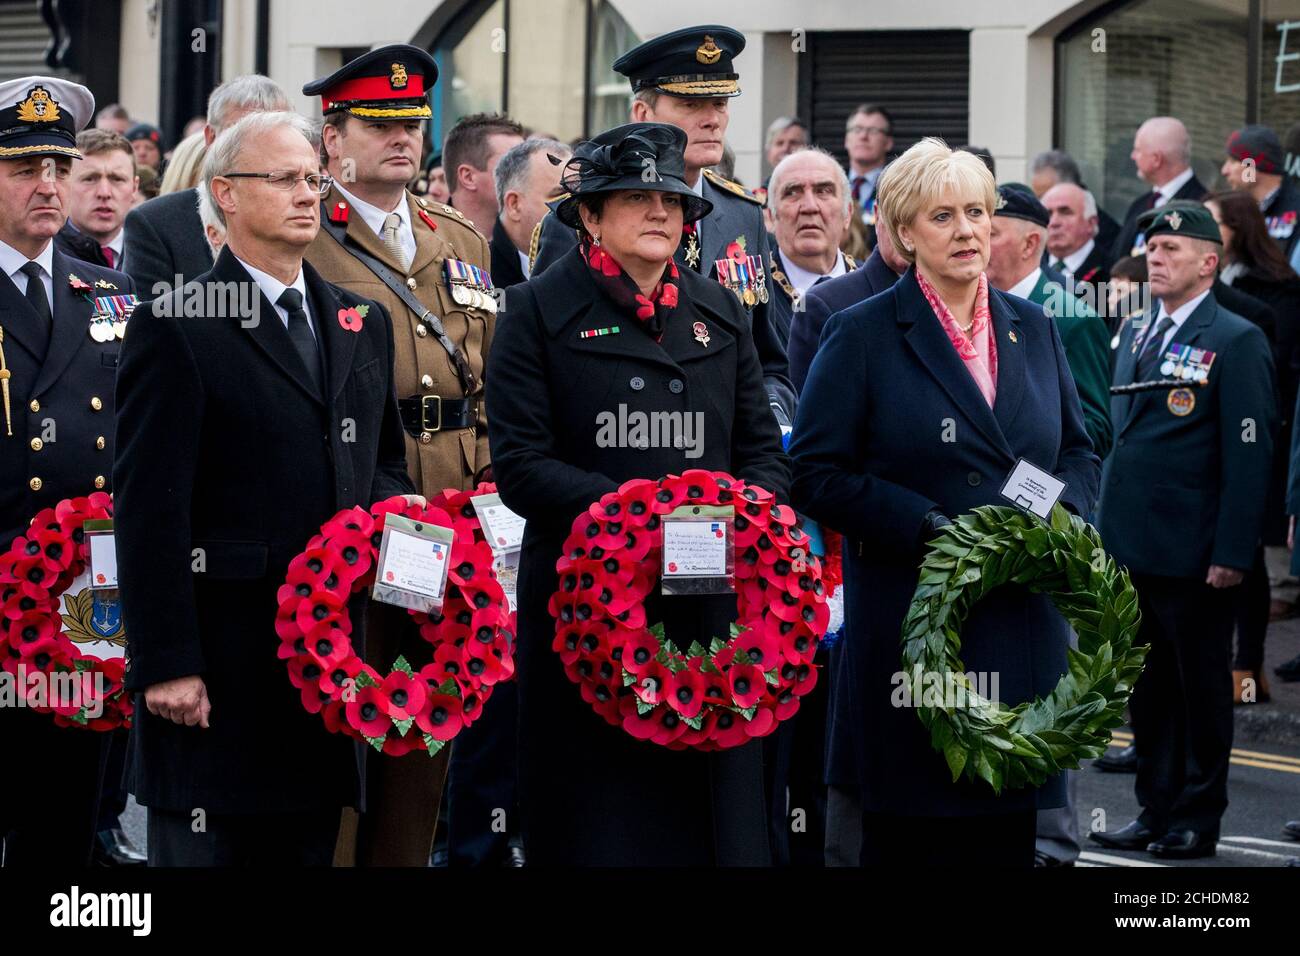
[{"xmin": 303, "ymin": 44, "xmax": 436, "ymax": 120}]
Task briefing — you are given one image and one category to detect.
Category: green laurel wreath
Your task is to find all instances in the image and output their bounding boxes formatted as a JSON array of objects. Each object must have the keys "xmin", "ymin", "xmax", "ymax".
[{"xmin": 901, "ymin": 504, "xmax": 1147, "ymax": 795}]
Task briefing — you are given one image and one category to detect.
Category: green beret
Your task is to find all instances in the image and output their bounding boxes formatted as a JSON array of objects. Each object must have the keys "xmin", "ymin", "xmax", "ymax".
[{"xmin": 1135, "ymin": 200, "xmax": 1221, "ymax": 244}]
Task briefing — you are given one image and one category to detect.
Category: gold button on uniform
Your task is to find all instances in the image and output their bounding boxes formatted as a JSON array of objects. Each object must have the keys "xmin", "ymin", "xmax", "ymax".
[
  {"xmin": 415, "ymin": 323, "xmax": 428, "ymax": 337},
  {"xmin": 96, "ymin": 436, "xmax": 106, "ymax": 450},
  {"xmin": 90, "ymin": 396, "xmax": 103, "ymax": 411},
  {"xmin": 30, "ymin": 437, "xmax": 42, "ymax": 451},
  {"xmin": 29, "ymin": 399, "xmax": 39, "ymax": 413},
  {"xmin": 94, "ymin": 475, "xmax": 106, "ymax": 489},
  {"xmin": 29, "ymin": 477, "xmax": 41, "ymax": 491},
  {"xmin": 418, "ymin": 432, "xmax": 433, "ymax": 445},
  {"xmin": 420, "ymin": 374, "xmax": 433, "ymax": 389},
  {"xmin": 406, "ymin": 277, "xmax": 418, "ymax": 290}
]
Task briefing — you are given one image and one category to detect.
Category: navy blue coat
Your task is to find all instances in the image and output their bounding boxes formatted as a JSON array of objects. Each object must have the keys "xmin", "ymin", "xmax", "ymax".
[
  {"xmin": 789, "ymin": 268, "xmax": 1099, "ymax": 816},
  {"xmin": 788, "ymin": 247, "xmax": 899, "ymax": 393}
]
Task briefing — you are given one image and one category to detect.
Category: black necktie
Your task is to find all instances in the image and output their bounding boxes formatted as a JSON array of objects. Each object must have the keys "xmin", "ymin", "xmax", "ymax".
[
  {"xmin": 1135, "ymin": 316, "xmax": 1174, "ymax": 382},
  {"xmin": 19, "ymin": 261, "xmax": 53, "ymax": 340},
  {"xmin": 1145, "ymin": 191, "xmax": 1159, "ymax": 210},
  {"xmin": 277, "ymin": 288, "xmax": 323, "ymax": 395}
]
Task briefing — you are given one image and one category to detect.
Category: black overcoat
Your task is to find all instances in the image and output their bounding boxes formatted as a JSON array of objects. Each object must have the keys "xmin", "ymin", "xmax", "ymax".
[
  {"xmin": 488, "ymin": 248, "xmax": 789, "ymax": 864},
  {"xmin": 114, "ymin": 247, "xmax": 414, "ymax": 814}
]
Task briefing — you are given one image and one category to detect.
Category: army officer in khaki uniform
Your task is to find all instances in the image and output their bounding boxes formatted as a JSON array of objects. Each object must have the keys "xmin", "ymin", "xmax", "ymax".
[{"xmin": 303, "ymin": 45, "xmax": 494, "ymax": 867}]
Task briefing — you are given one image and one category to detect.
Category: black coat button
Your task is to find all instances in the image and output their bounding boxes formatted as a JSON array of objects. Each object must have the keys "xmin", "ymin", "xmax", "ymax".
[
  {"xmin": 668, "ymin": 378, "xmax": 684, "ymax": 394},
  {"xmin": 630, "ymin": 376, "xmax": 645, "ymax": 391},
  {"xmin": 967, "ymin": 472, "xmax": 981, "ymax": 487}
]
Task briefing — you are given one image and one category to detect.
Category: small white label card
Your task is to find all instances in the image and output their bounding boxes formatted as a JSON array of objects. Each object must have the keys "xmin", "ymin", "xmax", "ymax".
[
  {"xmin": 84, "ymin": 519, "xmax": 119, "ymax": 590},
  {"xmin": 494, "ymin": 552, "xmax": 519, "ymax": 613},
  {"xmin": 471, "ymin": 493, "xmax": 526, "ymax": 556},
  {"xmin": 373, "ymin": 515, "xmax": 454, "ymax": 612},
  {"xmin": 662, "ymin": 506, "xmax": 731, "ymax": 577},
  {"xmin": 998, "ymin": 458, "xmax": 1067, "ymax": 520}
]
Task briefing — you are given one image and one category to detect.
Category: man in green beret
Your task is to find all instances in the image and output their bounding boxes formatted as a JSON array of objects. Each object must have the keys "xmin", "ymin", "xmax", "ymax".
[{"xmin": 1093, "ymin": 200, "xmax": 1276, "ymax": 860}]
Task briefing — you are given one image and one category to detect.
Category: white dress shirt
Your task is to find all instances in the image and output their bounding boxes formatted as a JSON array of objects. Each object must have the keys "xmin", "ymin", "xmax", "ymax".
[
  {"xmin": 1153, "ymin": 167, "xmax": 1195, "ymax": 207},
  {"xmin": 1057, "ymin": 238, "xmax": 1095, "ymax": 278},
  {"xmin": 0, "ymin": 237, "xmax": 55, "ymax": 311},
  {"xmin": 688, "ymin": 173, "xmax": 705, "ymax": 252},
  {"xmin": 518, "ymin": 248, "xmax": 530, "ymax": 280},
  {"xmin": 781, "ymin": 250, "xmax": 848, "ymax": 296},
  {"xmin": 1006, "ymin": 265, "xmax": 1042, "ymax": 302},
  {"xmin": 334, "ymin": 183, "xmax": 417, "ymax": 267},
  {"xmin": 1142, "ymin": 287, "xmax": 1212, "ymax": 355},
  {"xmin": 234, "ymin": 254, "xmax": 315, "ymax": 340}
]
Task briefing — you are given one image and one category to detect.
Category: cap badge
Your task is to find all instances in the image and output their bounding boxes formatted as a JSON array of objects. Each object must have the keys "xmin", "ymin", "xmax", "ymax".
[
  {"xmin": 1166, "ymin": 210, "xmax": 1183, "ymax": 231},
  {"xmin": 995, "ymin": 193, "xmax": 1007, "ymax": 210},
  {"xmin": 390, "ymin": 63, "xmax": 409, "ymax": 90},
  {"xmin": 696, "ymin": 36, "xmax": 722, "ymax": 65},
  {"xmin": 16, "ymin": 85, "xmax": 61, "ymax": 124}
]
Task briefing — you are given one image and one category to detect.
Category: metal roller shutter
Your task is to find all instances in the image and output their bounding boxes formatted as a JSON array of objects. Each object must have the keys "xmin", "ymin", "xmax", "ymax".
[
  {"xmin": 798, "ymin": 30, "xmax": 971, "ymax": 165},
  {"xmin": 0, "ymin": 1, "xmax": 53, "ymax": 81}
]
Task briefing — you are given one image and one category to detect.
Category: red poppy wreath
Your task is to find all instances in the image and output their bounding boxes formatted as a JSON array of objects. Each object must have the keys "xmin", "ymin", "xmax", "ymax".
[
  {"xmin": 551, "ymin": 470, "xmax": 829, "ymax": 750},
  {"xmin": 275, "ymin": 484, "xmax": 515, "ymax": 757},
  {"xmin": 0, "ymin": 492, "xmax": 132, "ymax": 730}
]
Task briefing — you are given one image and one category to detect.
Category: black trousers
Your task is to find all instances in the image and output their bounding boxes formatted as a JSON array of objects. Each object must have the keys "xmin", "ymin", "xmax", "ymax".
[
  {"xmin": 860, "ymin": 809, "xmax": 1036, "ymax": 867},
  {"xmin": 765, "ymin": 651, "xmax": 829, "ymax": 866},
  {"xmin": 1231, "ymin": 546, "xmax": 1269, "ymax": 672},
  {"xmin": 446, "ymin": 680, "xmax": 520, "ymax": 866},
  {"xmin": 1129, "ymin": 572, "xmax": 1235, "ymax": 834},
  {"xmin": 96, "ymin": 728, "xmax": 132, "ymax": 831},
  {"xmin": 146, "ymin": 806, "xmax": 341, "ymax": 866},
  {"xmin": 0, "ymin": 706, "xmax": 109, "ymax": 866}
]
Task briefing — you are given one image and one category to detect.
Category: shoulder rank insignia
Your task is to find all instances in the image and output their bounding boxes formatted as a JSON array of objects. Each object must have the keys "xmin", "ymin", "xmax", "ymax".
[{"xmin": 703, "ymin": 168, "xmax": 763, "ymax": 205}]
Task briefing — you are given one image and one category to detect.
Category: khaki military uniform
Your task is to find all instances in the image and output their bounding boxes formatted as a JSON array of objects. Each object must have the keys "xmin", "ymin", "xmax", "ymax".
[{"xmin": 305, "ymin": 185, "xmax": 495, "ymax": 867}]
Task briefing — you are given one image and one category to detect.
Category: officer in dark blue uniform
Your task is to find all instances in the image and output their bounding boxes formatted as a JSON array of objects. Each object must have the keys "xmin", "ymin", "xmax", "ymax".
[
  {"xmin": 530, "ymin": 25, "xmax": 797, "ymax": 425},
  {"xmin": 1093, "ymin": 201, "xmax": 1276, "ymax": 860},
  {"xmin": 0, "ymin": 76, "xmax": 136, "ymax": 866}
]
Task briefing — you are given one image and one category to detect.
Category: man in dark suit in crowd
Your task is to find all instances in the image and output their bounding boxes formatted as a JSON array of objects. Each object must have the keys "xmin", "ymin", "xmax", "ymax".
[
  {"xmin": 1093, "ymin": 202, "xmax": 1276, "ymax": 860},
  {"xmin": 531, "ymin": 25, "xmax": 797, "ymax": 425},
  {"xmin": 114, "ymin": 110, "xmax": 418, "ymax": 866},
  {"xmin": 1041, "ymin": 182, "xmax": 1113, "ymax": 293},
  {"xmin": 489, "ymin": 137, "xmax": 569, "ymax": 289},
  {"xmin": 1112, "ymin": 117, "xmax": 1206, "ymax": 262},
  {"xmin": 1221, "ymin": 124, "xmax": 1300, "ymax": 262},
  {"xmin": 788, "ymin": 219, "xmax": 905, "ymax": 393},
  {"xmin": 0, "ymin": 76, "xmax": 133, "ymax": 867},
  {"xmin": 55, "ymin": 129, "xmax": 137, "ymax": 272},
  {"xmin": 124, "ymin": 75, "xmax": 289, "ymax": 298},
  {"xmin": 1029, "ymin": 149, "xmax": 1120, "ymax": 257}
]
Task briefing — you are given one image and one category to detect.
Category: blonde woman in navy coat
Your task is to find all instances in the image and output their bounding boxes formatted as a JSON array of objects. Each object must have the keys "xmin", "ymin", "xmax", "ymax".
[{"xmin": 789, "ymin": 139, "xmax": 1100, "ymax": 867}]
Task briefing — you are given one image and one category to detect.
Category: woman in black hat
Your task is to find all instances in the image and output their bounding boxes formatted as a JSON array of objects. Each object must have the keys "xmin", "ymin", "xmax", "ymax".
[{"xmin": 487, "ymin": 123, "xmax": 788, "ymax": 865}]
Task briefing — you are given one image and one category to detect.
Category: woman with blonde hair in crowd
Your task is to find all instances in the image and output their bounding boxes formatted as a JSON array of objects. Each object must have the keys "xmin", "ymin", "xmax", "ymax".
[
  {"xmin": 158, "ymin": 130, "xmax": 207, "ymax": 195},
  {"xmin": 790, "ymin": 137, "xmax": 1099, "ymax": 867}
]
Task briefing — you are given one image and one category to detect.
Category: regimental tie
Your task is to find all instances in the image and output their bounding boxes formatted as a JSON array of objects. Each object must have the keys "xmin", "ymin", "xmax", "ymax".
[
  {"xmin": 277, "ymin": 288, "xmax": 323, "ymax": 396},
  {"xmin": 1135, "ymin": 315, "xmax": 1174, "ymax": 382},
  {"xmin": 382, "ymin": 212, "xmax": 409, "ymax": 272}
]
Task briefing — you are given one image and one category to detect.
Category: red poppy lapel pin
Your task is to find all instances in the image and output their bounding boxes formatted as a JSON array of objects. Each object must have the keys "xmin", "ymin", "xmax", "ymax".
[
  {"xmin": 338, "ymin": 303, "xmax": 369, "ymax": 332},
  {"xmin": 68, "ymin": 273, "xmax": 93, "ymax": 297},
  {"xmin": 725, "ymin": 236, "xmax": 747, "ymax": 262}
]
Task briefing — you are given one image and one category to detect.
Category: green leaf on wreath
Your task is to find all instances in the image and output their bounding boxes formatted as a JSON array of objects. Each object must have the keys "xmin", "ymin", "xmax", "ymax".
[
  {"xmin": 365, "ymin": 733, "xmax": 387, "ymax": 753},
  {"xmin": 437, "ymin": 678, "xmax": 459, "ymax": 696},
  {"xmin": 738, "ymin": 704, "xmax": 758, "ymax": 721},
  {"xmin": 648, "ymin": 622, "xmax": 666, "ymax": 640},
  {"xmin": 709, "ymin": 637, "xmax": 726, "ymax": 656},
  {"xmin": 623, "ymin": 670, "xmax": 637, "ymax": 686},
  {"xmin": 423, "ymin": 735, "xmax": 446, "ymax": 757},
  {"xmin": 764, "ymin": 670, "xmax": 779, "ymax": 686},
  {"xmin": 394, "ymin": 717, "xmax": 414, "ymax": 737},
  {"xmin": 636, "ymin": 698, "xmax": 655, "ymax": 716},
  {"xmin": 684, "ymin": 714, "xmax": 704, "ymax": 730},
  {"xmin": 729, "ymin": 622, "xmax": 742, "ymax": 639},
  {"xmin": 391, "ymin": 656, "xmax": 415, "ymax": 677},
  {"xmin": 69, "ymin": 709, "xmax": 90, "ymax": 725},
  {"xmin": 355, "ymin": 670, "xmax": 377, "ymax": 690},
  {"xmin": 686, "ymin": 641, "xmax": 708, "ymax": 659}
]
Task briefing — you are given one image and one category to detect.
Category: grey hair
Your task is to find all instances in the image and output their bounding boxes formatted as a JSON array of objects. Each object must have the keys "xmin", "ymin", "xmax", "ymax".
[
  {"xmin": 196, "ymin": 183, "xmax": 225, "ymax": 248},
  {"xmin": 494, "ymin": 137, "xmax": 571, "ymax": 210},
  {"xmin": 206, "ymin": 75, "xmax": 291, "ymax": 134},
  {"xmin": 1081, "ymin": 187, "xmax": 1098, "ymax": 221},
  {"xmin": 201, "ymin": 110, "xmax": 316, "ymax": 227},
  {"xmin": 1029, "ymin": 149, "xmax": 1082, "ymax": 185},
  {"xmin": 765, "ymin": 116, "xmax": 808, "ymax": 151},
  {"xmin": 766, "ymin": 146, "xmax": 852, "ymax": 219}
]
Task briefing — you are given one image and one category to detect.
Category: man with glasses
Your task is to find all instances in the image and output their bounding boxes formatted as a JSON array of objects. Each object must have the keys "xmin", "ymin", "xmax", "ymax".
[
  {"xmin": 302, "ymin": 44, "xmax": 496, "ymax": 868},
  {"xmin": 843, "ymin": 104, "xmax": 894, "ymax": 230},
  {"xmin": 114, "ymin": 110, "xmax": 419, "ymax": 866}
]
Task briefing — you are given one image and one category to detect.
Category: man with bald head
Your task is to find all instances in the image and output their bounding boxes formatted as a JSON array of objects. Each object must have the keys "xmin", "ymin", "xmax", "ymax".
[
  {"xmin": 1042, "ymin": 182, "xmax": 1113, "ymax": 294},
  {"xmin": 1112, "ymin": 117, "xmax": 1206, "ymax": 261}
]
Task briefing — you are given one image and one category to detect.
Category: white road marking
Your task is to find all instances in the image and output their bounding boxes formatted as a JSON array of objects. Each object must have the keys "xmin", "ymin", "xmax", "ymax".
[
  {"xmin": 1221, "ymin": 836, "xmax": 1300, "ymax": 851},
  {"xmin": 1079, "ymin": 851, "xmax": 1169, "ymax": 867}
]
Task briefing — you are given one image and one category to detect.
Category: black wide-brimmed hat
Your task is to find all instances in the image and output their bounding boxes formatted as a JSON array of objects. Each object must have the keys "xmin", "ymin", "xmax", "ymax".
[{"xmin": 554, "ymin": 123, "xmax": 713, "ymax": 229}]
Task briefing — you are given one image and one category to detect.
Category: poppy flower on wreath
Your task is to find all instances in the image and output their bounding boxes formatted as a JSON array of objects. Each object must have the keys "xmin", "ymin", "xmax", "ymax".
[
  {"xmin": 549, "ymin": 471, "xmax": 829, "ymax": 751},
  {"xmin": 274, "ymin": 484, "xmax": 515, "ymax": 757},
  {"xmin": 0, "ymin": 492, "xmax": 133, "ymax": 730}
]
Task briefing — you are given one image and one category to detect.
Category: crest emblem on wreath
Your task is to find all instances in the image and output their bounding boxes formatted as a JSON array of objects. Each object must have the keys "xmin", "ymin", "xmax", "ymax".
[{"xmin": 16, "ymin": 85, "xmax": 61, "ymax": 123}]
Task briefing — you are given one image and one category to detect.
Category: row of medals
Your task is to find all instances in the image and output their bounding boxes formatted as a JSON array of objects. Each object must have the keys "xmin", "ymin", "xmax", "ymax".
[{"xmin": 88, "ymin": 314, "xmax": 127, "ymax": 343}]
